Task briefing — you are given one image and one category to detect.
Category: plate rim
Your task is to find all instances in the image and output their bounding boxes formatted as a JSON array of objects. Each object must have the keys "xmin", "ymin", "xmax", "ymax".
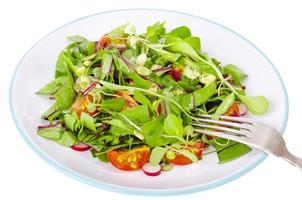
[{"xmin": 9, "ymin": 8, "xmax": 289, "ymax": 196}]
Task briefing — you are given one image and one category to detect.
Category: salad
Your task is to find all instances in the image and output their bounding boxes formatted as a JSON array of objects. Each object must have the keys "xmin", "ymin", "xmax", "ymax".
[{"xmin": 36, "ymin": 22, "xmax": 269, "ymax": 175}]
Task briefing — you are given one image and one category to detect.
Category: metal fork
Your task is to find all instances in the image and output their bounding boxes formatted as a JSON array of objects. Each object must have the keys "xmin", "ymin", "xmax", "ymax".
[{"xmin": 190, "ymin": 114, "xmax": 302, "ymax": 169}]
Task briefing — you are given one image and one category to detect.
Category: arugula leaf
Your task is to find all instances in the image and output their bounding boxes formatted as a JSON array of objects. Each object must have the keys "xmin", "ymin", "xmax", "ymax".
[
  {"xmin": 141, "ymin": 116, "xmax": 172, "ymax": 148},
  {"xmin": 150, "ymin": 146, "xmax": 168, "ymax": 165},
  {"xmin": 164, "ymin": 114, "xmax": 184, "ymax": 138},
  {"xmin": 214, "ymin": 93, "xmax": 235, "ymax": 116},
  {"xmin": 166, "ymin": 40, "xmax": 200, "ymax": 61},
  {"xmin": 106, "ymin": 119, "xmax": 133, "ymax": 136},
  {"xmin": 36, "ymin": 76, "xmax": 66, "ymax": 94},
  {"xmin": 168, "ymin": 26, "xmax": 191, "ymax": 39},
  {"xmin": 238, "ymin": 95, "xmax": 269, "ymax": 115},
  {"xmin": 128, "ymin": 73, "xmax": 152, "ymax": 89},
  {"xmin": 57, "ymin": 131, "xmax": 77, "ymax": 147},
  {"xmin": 80, "ymin": 112, "xmax": 96, "ymax": 132},
  {"xmin": 37, "ymin": 127, "xmax": 62, "ymax": 141},
  {"xmin": 223, "ymin": 64, "xmax": 247, "ymax": 85}
]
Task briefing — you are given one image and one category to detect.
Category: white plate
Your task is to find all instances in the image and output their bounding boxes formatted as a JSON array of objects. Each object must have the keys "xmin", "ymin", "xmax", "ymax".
[{"xmin": 10, "ymin": 9, "xmax": 288, "ymax": 195}]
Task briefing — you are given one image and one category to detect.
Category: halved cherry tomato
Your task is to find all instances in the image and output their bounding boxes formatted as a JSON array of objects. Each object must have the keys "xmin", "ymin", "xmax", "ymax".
[
  {"xmin": 96, "ymin": 34, "xmax": 111, "ymax": 51},
  {"xmin": 107, "ymin": 146, "xmax": 150, "ymax": 170},
  {"xmin": 224, "ymin": 101, "xmax": 240, "ymax": 116},
  {"xmin": 168, "ymin": 67, "xmax": 182, "ymax": 81},
  {"xmin": 115, "ymin": 91, "xmax": 139, "ymax": 108},
  {"xmin": 166, "ymin": 142, "xmax": 204, "ymax": 165},
  {"xmin": 71, "ymin": 94, "xmax": 97, "ymax": 117}
]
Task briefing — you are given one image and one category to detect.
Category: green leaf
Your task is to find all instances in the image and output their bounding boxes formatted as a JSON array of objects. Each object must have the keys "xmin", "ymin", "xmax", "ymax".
[
  {"xmin": 178, "ymin": 149, "xmax": 198, "ymax": 163},
  {"xmin": 57, "ymin": 131, "xmax": 77, "ymax": 147},
  {"xmin": 214, "ymin": 93, "xmax": 235, "ymax": 116},
  {"xmin": 184, "ymin": 58, "xmax": 217, "ymax": 76},
  {"xmin": 193, "ymin": 82, "xmax": 217, "ymax": 107},
  {"xmin": 37, "ymin": 127, "xmax": 62, "ymax": 141},
  {"xmin": 141, "ymin": 116, "xmax": 172, "ymax": 148},
  {"xmin": 67, "ymin": 35, "xmax": 87, "ymax": 43},
  {"xmin": 208, "ymin": 138, "xmax": 252, "ymax": 163},
  {"xmin": 146, "ymin": 21, "xmax": 166, "ymax": 43},
  {"xmin": 223, "ymin": 64, "xmax": 247, "ymax": 85},
  {"xmin": 100, "ymin": 98, "xmax": 125, "ymax": 111},
  {"xmin": 120, "ymin": 105, "xmax": 150, "ymax": 125},
  {"xmin": 169, "ymin": 26, "xmax": 191, "ymax": 39},
  {"xmin": 64, "ymin": 113, "xmax": 78, "ymax": 131},
  {"xmin": 105, "ymin": 119, "xmax": 133, "ymax": 134},
  {"xmin": 100, "ymin": 54, "xmax": 113, "ymax": 80},
  {"xmin": 55, "ymin": 51, "xmax": 68, "ymax": 78},
  {"xmin": 184, "ymin": 36, "xmax": 201, "ymax": 51},
  {"xmin": 128, "ymin": 72, "xmax": 152, "ymax": 89},
  {"xmin": 36, "ymin": 76, "xmax": 67, "ymax": 94},
  {"xmin": 164, "ymin": 114, "xmax": 184, "ymax": 138},
  {"xmin": 41, "ymin": 103, "xmax": 61, "ymax": 121},
  {"xmin": 150, "ymin": 146, "xmax": 168, "ymax": 166},
  {"xmin": 133, "ymin": 91, "xmax": 151, "ymax": 107},
  {"xmin": 238, "ymin": 95, "xmax": 269, "ymax": 115},
  {"xmin": 151, "ymin": 48, "xmax": 181, "ymax": 62},
  {"xmin": 165, "ymin": 41, "xmax": 200, "ymax": 61},
  {"xmin": 80, "ymin": 112, "xmax": 96, "ymax": 132}
]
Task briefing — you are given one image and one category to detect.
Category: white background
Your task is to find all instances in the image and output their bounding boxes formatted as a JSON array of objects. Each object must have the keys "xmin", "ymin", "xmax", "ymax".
[{"xmin": 1, "ymin": 0, "xmax": 301, "ymax": 199}]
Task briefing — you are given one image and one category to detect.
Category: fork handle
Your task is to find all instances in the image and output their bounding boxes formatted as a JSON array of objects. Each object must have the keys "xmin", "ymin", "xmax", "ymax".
[{"xmin": 282, "ymin": 150, "xmax": 302, "ymax": 170}]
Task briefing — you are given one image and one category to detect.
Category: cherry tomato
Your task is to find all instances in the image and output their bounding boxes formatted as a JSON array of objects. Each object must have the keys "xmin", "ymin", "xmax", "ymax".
[
  {"xmin": 96, "ymin": 34, "xmax": 111, "ymax": 50},
  {"xmin": 107, "ymin": 146, "xmax": 150, "ymax": 170},
  {"xmin": 115, "ymin": 91, "xmax": 139, "ymax": 108},
  {"xmin": 166, "ymin": 142, "xmax": 204, "ymax": 165},
  {"xmin": 71, "ymin": 94, "xmax": 97, "ymax": 117},
  {"xmin": 224, "ymin": 101, "xmax": 240, "ymax": 116}
]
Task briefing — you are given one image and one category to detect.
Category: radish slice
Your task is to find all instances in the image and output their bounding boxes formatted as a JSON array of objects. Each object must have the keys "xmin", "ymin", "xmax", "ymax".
[
  {"xmin": 239, "ymin": 104, "xmax": 247, "ymax": 116},
  {"xmin": 142, "ymin": 162, "xmax": 161, "ymax": 176},
  {"xmin": 71, "ymin": 142, "xmax": 91, "ymax": 152}
]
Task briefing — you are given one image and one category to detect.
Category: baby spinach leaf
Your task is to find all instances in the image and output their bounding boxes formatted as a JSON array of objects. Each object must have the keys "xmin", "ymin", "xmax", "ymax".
[
  {"xmin": 193, "ymin": 82, "xmax": 216, "ymax": 107},
  {"xmin": 133, "ymin": 91, "xmax": 152, "ymax": 107},
  {"xmin": 57, "ymin": 131, "xmax": 77, "ymax": 147},
  {"xmin": 100, "ymin": 98, "xmax": 125, "ymax": 111},
  {"xmin": 142, "ymin": 116, "xmax": 172, "ymax": 148},
  {"xmin": 164, "ymin": 114, "xmax": 184, "ymax": 138},
  {"xmin": 168, "ymin": 26, "xmax": 191, "ymax": 39},
  {"xmin": 214, "ymin": 93, "xmax": 235, "ymax": 116},
  {"xmin": 64, "ymin": 113, "xmax": 78, "ymax": 131},
  {"xmin": 36, "ymin": 76, "xmax": 67, "ymax": 94},
  {"xmin": 80, "ymin": 112, "xmax": 96, "ymax": 132},
  {"xmin": 238, "ymin": 95, "xmax": 269, "ymax": 115},
  {"xmin": 100, "ymin": 53, "xmax": 113, "ymax": 80},
  {"xmin": 166, "ymin": 41, "xmax": 200, "ymax": 61},
  {"xmin": 37, "ymin": 127, "xmax": 62, "ymax": 141},
  {"xmin": 223, "ymin": 64, "xmax": 247, "ymax": 85},
  {"xmin": 120, "ymin": 105, "xmax": 150, "ymax": 125},
  {"xmin": 150, "ymin": 146, "xmax": 168, "ymax": 165},
  {"xmin": 184, "ymin": 36, "xmax": 201, "ymax": 51}
]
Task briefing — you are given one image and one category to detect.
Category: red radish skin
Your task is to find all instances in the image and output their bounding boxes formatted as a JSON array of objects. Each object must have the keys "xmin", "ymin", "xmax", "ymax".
[
  {"xmin": 169, "ymin": 68, "xmax": 181, "ymax": 81},
  {"xmin": 142, "ymin": 163, "xmax": 161, "ymax": 176},
  {"xmin": 71, "ymin": 143, "xmax": 91, "ymax": 152}
]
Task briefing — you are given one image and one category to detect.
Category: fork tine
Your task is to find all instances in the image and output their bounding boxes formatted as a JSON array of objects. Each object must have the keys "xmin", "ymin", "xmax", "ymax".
[
  {"xmin": 193, "ymin": 117, "xmax": 253, "ymax": 130},
  {"xmin": 190, "ymin": 123, "xmax": 251, "ymax": 137},
  {"xmin": 193, "ymin": 129, "xmax": 250, "ymax": 144},
  {"xmin": 196, "ymin": 114, "xmax": 255, "ymax": 124}
]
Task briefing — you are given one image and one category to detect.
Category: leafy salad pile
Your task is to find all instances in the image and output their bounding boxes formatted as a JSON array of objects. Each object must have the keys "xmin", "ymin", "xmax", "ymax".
[{"xmin": 36, "ymin": 22, "xmax": 269, "ymax": 173}]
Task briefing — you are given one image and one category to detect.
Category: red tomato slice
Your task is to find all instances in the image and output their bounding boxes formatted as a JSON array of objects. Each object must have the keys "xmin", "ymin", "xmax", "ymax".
[
  {"xmin": 166, "ymin": 142, "xmax": 204, "ymax": 165},
  {"xmin": 71, "ymin": 94, "xmax": 97, "ymax": 117},
  {"xmin": 224, "ymin": 101, "xmax": 240, "ymax": 116},
  {"xmin": 115, "ymin": 91, "xmax": 139, "ymax": 108},
  {"xmin": 107, "ymin": 146, "xmax": 150, "ymax": 170}
]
